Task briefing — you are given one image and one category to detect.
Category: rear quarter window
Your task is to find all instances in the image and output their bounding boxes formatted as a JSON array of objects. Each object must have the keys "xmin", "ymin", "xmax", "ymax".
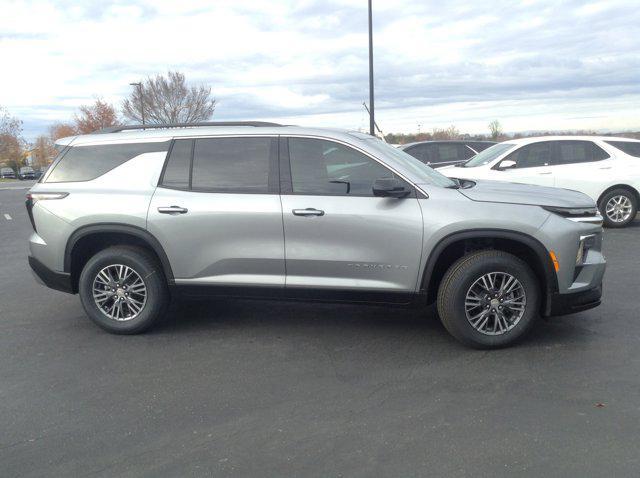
[
  {"xmin": 45, "ymin": 141, "xmax": 170, "ymax": 183},
  {"xmin": 605, "ymin": 141, "xmax": 640, "ymax": 158}
]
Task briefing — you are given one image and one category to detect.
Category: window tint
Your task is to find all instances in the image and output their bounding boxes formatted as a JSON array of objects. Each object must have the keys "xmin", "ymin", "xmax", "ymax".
[
  {"xmin": 192, "ymin": 137, "xmax": 273, "ymax": 193},
  {"xmin": 161, "ymin": 139, "xmax": 192, "ymax": 189},
  {"xmin": 404, "ymin": 145, "xmax": 428, "ymax": 162},
  {"xmin": 468, "ymin": 142, "xmax": 496, "ymax": 152},
  {"xmin": 463, "ymin": 143, "xmax": 515, "ymax": 167},
  {"xmin": 605, "ymin": 141, "xmax": 640, "ymax": 158},
  {"xmin": 406, "ymin": 143, "xmax": 470, "ymax": 164},
  {"xmin": 289, "ymin": 138, "xmax": 401, "ymax": 196},
  {"xmin": 45, "ymin": 141, "xmax": 170, "ymax": 183},
  {"xmin": 502, "ymin": 142, "xmax": 552, "ymax": 169},
  {"xmin": 556, "ymin": 141, "xmax": 609, "ymax": 164},
  {"xmin": 460, "ymin": 145, "xmax": 476, "ymax": 160},
  {"xmin": 434, "ymin": 144, "xmax": 460, "ymax": 163}
]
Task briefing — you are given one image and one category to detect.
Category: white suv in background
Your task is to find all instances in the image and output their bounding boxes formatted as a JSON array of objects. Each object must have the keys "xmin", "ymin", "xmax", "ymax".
[{"xmin": 440, "ymin": 136, "xmax": 640, "ymax": 227}]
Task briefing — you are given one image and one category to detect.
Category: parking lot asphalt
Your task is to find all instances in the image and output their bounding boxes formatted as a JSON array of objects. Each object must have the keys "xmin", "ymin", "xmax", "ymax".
[{"xmin": 1, "ymin": 184, "xmax": 640, "ymax": 477}]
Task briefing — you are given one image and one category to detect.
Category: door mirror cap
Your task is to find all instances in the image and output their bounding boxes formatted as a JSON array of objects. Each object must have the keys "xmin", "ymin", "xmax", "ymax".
[
  {"xmin": 498, "ymin": 159, "xmax": 517, "ymax": 170},
  {"xmin": 372, "ymin": 178, "xmax": 411, "ymax": 198}
]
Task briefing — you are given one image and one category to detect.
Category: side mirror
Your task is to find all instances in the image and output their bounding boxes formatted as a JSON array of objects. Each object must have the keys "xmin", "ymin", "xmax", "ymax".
[
  {"xmin": 373, "ymin": 178, "xmax": 411, "ymax": 198},
  {"xmin": 498, "ymin": 159, "xmax": 516, "ymax": 170}
]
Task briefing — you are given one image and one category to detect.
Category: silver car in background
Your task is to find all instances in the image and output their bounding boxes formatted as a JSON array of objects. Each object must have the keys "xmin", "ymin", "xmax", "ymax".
[{"xmin": 27, "ymin": 122, "xmax": 605, "ymax": 348}]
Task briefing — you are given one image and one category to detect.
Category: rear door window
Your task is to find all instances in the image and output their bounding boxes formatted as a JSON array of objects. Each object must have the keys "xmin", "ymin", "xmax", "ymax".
[
  {"xmin": 191, "ymin": 137, "xmax": 277, "ymax": 193},
  {"xmin": 556, "ymin": 141, "xmax": 609, "ymax": 164},
  {"xmin": 45, "ymin": 141, "xmax": 170, "ymax": 183}
]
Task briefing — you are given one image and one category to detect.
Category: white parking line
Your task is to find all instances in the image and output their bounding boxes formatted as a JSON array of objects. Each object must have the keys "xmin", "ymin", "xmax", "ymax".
[{"xmin": 4, "ymin": 213, "xmax": 12, "ymax": 220}]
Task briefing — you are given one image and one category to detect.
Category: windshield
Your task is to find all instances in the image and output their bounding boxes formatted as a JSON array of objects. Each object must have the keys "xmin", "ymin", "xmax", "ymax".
[
  {"xmin": 462, "ymin": 143, "xmax": 516, "ymax": 167},
  {"xmin": 362, "ymin": 138, "xmax": 457, "ymax": 188}
]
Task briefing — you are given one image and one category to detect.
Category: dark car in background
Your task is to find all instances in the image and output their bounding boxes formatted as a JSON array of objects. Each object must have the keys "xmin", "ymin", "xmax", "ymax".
[
  {"xmin": 18, "ymin": 166, "xmax": 36, "ymax": 180},
  {"xmin": 400, "ymin": 140, "xmax": 496, "ymax": 168},
  {"xmin": 1, "ymin": 167, "xmax": 16, "ymax": 179}
]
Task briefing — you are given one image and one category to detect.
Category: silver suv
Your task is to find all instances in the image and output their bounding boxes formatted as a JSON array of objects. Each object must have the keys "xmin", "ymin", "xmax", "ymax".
[{"xmin": 27, "ymin": 122, "xmax": 605, "ymax": 348}]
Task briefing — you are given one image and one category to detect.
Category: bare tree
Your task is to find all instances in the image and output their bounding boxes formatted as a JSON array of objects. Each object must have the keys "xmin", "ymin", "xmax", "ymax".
[
  {"xmin": 488, "ymin": 120, "xmax": 503, "ymax": 140},
  {"xmin": 49, "ymin": 122, "xmax": 78, "ymax": 141},
  {"xmin": 122, "ymin": 71, "xmax": 216, "ymax": 124},
  {"xmin": 0, "ymin": 106, "xmax": 25, "ymax": 171},
  {"xmin": 75, "ymin": 98, "xmax": 120, "ymax": 133},
  {"xmin": 432, "ymin": 125, "xmax": 461, "ymax": 140}
]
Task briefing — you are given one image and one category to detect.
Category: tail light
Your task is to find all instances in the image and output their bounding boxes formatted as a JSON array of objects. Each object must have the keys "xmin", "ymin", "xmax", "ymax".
[{"xmin": 25, "ymin": 192, "xmax": 68, "ymax": 232}]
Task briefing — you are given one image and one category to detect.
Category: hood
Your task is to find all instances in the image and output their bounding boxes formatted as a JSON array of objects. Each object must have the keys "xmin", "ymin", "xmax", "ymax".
[{"xmin": 458, "ymin": 179, "xmax": 595, "ymax": 208}]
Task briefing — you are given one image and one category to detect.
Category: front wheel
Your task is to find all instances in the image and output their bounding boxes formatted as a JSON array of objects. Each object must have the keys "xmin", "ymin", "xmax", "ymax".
[
  {"xmin": 78, "ymin": 246, "xmax": 168, "ymax": 334},
  {"xmin": 437, "ymin": 250, "xmax": 540, "ymax": 349},
  {"xmin": 599, "ymin": 188, "xmax": 637, "ymax": 228}
]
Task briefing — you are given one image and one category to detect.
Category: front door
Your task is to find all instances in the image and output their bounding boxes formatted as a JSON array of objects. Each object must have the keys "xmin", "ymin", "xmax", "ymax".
[
  {"xmin": 280, "ymin": 137, "xmax": 424, "ymax": 293},
  {"xmin": 147, "ymin": 136, "xmax": 285, "ymax": 286}
]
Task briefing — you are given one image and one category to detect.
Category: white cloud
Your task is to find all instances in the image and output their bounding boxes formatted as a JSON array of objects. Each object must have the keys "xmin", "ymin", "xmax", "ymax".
[{"xmin": 0, "ymin": 0, "xmax": 639, "ymax": 140}]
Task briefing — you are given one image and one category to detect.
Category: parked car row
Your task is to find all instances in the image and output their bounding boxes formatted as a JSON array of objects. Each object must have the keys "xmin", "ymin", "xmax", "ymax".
[
  {"xmin": 402, "ymin": 136, "xmax": 640, "ymax": 228},
  {"xmin": 28, "ymin": 122, "xmax": 605, "ymax": 348},
  {"xmin": 0, "ymin": 166, "xmax": 48, "ymax": 180}
]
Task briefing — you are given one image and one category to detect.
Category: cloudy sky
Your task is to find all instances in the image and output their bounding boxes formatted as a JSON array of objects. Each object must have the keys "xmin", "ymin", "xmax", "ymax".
[{"xmin": 1, "ymin": 0, "xmax": 639, "ymax": 140}]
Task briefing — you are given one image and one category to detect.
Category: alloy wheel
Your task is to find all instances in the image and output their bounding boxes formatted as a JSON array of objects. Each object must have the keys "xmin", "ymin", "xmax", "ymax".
[
  {"xmin": 464, "ymin": 272, "xmax": 526, "ymax": 335},
  {"xmin": 605, "ymin": 195, "xmax": 633, "ymax": 223},
  {"xmin": 92, "ymin": 264, "xmax": 147, "ymax": 321}
]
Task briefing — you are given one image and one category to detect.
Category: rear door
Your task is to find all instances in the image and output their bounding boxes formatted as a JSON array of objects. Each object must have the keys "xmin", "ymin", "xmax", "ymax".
[
  {"xmin": 550, "ymin": 140, "xmax": 611, "ymax": 194},
  {"xmin": 493, "ymin": 141, "xmax": 555, "ymax": 186},
  {"xmin": 147, "ymin": 136, "xmax": 285, "ymax": 286},
  {"xmin": 280, "ymin": 137, "xmax": 424, "ymax": 294}
]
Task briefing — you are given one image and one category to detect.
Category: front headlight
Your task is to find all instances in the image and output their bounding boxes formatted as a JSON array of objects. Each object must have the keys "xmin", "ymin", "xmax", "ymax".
[{"xmin": 542, "ymin": 206, "xmax": 603, "ymax": 225}]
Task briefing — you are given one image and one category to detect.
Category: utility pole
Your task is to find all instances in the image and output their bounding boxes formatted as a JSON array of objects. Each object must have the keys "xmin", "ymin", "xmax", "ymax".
[
  {"xmin": 129, "ymin": 82, "xmax": 145, "ymax": 126},
  {"xmin": 368, "ymin": 0, "xmax": 375, "ymax": 136}
]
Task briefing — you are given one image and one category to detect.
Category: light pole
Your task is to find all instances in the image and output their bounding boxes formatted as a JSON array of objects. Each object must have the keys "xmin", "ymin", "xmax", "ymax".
[
  {"xmin": 129, "ymin": 82, "xmax": 145, "ymax": 126},
  {"xmin": 368, "ymin": 0, "xmax": 375, "ymax": 136}
]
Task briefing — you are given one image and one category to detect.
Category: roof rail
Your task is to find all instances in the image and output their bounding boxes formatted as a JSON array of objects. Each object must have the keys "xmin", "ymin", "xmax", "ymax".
[{"xmin": 95, "ymin": 121, "xmax": 284, "ymax": 134}]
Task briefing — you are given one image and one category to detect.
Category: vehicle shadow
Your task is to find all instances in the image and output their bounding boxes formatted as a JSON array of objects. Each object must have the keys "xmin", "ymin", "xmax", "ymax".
[{"xmin": 154, "ymin": 296, "xmax": 596, "ymax": 350}]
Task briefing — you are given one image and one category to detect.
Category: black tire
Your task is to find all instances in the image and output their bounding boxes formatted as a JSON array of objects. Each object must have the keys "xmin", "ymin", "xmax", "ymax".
[
  {"xmin": 78, "ymin": 246, "xmax": 168, "ymax": 334},
  {"xmin": 437, "ymin": 250, "xmax": 540, "ymax": 349},
  {"xmin": 598, "ymin": 188, "xmax": 638, "ymax": 228}
]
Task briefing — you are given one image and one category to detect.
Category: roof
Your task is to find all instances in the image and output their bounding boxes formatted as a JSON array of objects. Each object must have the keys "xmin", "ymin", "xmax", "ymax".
[
  {"xmin": 500, "ymin": 135, "xmax": 640, "ymax": 145},
  {"xmin": 54, "ymin": 124, "xmax": 367, "ymax": 147}
]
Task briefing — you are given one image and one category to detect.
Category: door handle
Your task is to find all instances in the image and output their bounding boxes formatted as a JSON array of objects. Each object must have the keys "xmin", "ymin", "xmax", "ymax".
[
  {"xmin": 158, "ymin": 206, "xmax": 188, "ymax": 214},
  {"xmin": 292, "ymin": 208, "xmax": 325, "ymax": 217},
  {"xmin": 538, "ymin": 171, "xmax": 552, "ymax": 175}
]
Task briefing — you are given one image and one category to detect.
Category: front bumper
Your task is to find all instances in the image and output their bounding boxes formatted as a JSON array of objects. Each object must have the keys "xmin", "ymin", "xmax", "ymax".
[
  {"xmin": 29, "ymin": 256, "xmax": 74, "ymax": 294},
  {"xmin": 547, "ymin": 285, "xmax": 602, "ymax": 316}
]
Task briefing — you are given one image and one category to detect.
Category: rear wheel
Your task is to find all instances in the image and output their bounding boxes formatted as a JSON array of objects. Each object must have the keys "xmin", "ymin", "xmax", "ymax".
[
  {"xmin": 78, "ymin": 246, "xmax": 168, "ymax": 334},
  {"xmin": 599, "ymin": 188, "xmax": 637, "ymax": 228},
  {"xmin": 437, "ymin": 250, "xmax": 540, "ymax": 349}
]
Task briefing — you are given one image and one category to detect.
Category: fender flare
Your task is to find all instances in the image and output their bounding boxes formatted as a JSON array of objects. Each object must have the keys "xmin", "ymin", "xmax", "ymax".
[
  {"xmin": 420, "ymin": 229, "xmax": 558, "ymax": 311},
  {"xmin": 64, "ymin": 223, "xmax": 174, "ymax": 283}
]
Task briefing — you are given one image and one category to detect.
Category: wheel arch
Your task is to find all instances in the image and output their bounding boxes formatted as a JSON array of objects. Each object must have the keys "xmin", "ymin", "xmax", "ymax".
[
  {"xmin": 596, "ymin": 184, "xmax": 640, "ymax": 207},
  {"xmin": 420, "ymin": 229, "xmax": 558, "ymax": 315},
  {"xmin": 64, "ymin": 223, "xmax": 174, "ymax": 292}
]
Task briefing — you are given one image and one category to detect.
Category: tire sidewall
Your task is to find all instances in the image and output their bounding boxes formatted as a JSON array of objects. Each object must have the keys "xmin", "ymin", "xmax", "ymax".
[
  {"xmin": 79, "ymin": 247, "xmax": 167, "ymax": 334},
  {"xmin": 443, "ymin": 253, "xmax": 540, "ymax": 348},
  {"xmin": 599, "ymin": 189, "xmax": 638, "ymax": 228}
]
